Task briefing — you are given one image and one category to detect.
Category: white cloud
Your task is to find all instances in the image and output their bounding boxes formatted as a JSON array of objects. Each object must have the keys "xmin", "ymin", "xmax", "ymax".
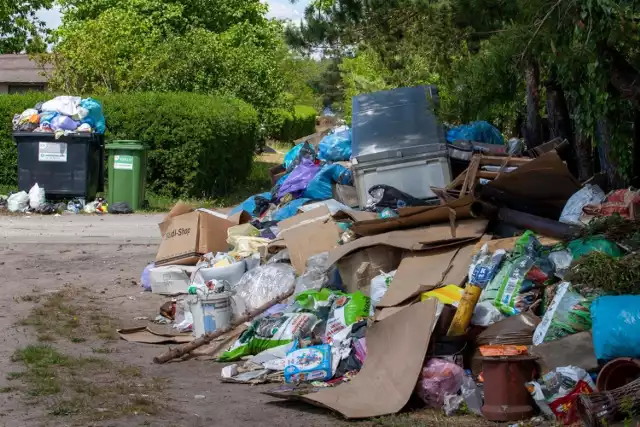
[{"xmin": 35, "ymin": 1, "xmax": 310, "ymax": 30}]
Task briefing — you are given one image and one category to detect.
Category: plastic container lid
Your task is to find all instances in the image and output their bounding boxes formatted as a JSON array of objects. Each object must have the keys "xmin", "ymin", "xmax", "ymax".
[{"xmin": 106, "ymin": 140, "xmax": 147, "ymax": 150}]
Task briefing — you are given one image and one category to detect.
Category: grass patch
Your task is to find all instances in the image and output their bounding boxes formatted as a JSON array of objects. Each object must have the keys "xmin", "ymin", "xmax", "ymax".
[
  {"xmin": 364, "ymin": 411, "xmax": 496, "ymax": 427},
  {"xmin": 144, "ymin": 155, "xmax": 279, "ymax": 212},
  {"xmin": 20, "ymin": 287, "xmax": 119, "ymax": 342},
  {"xmin": 11, "ymin": 344, "xmax": 165, "ymax": 422}
]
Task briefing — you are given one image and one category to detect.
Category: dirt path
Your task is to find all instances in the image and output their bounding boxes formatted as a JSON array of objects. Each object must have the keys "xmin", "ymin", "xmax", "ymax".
[{"xmin": 0, "ymin": 214, "xmax": 342, "ymax": 427}]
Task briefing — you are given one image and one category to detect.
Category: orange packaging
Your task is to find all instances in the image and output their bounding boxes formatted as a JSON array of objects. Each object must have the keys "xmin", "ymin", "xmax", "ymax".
[{"xmin": 479, "ymin": 345, "xmax": 529, "ymax": 357}]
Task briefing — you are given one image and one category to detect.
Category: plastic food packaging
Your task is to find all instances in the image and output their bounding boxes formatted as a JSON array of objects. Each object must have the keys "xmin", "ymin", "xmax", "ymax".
[
  {"xmin": 591, "ymin": 295, "xmax": 640, "ymax": 361},
  {"xmin": 284, "ymin": 344, "xmax": 333, "ymax": 383},
  {"xmin": 218, "ymin": 312, "xmax": 318, "ymax": 362},
  {"xmin": 526, "ymin": 366, "xmax": 595, "ymax": 425},
  {"xmin": 28, "ymin": 183, "xmax": 45, "ymax": 210},
  {"xmin": 533, "ymin": 282, "xmax": 592, "ymax": 345},
  {"xmin": 7, "ymin": 191, "xmax": 29, "ymax": 212},
  {"xmin": 369, "ymin": 270, "xmax": 396, "ymax": 315},
  {"xmin": 548, "ymin": 249, "xmax": 572, "ymax": 279},
  {"xmin": 233, "ymin": 264, "xmax": 296, "ymax": 312},
  {"xmin": 559, "ymin": 184, "xmax": 606, "ymax": 225},
  {"xmin": 415, "ymin": 358, "xmax": 465, "ymax": 409},
  {"xmin": 325, "ymin": 291, "xmax": 370, "ymax": 343},
  {"xmin": 422, "ymin": 285, "xmax": 465, "ymax": 306},
  {"xmin": 448, "ymin": 245, "xmax": 506, "ymax": 336},
  {"xmin": 471, "ymin": 301, "xmax": 505, "ymax": 326}
]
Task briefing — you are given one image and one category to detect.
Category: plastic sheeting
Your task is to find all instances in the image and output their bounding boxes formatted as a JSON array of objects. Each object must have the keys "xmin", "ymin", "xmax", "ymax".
[
  {"xmin": 446, "ymin": 121, "xmax": 504, "ymax": 145},
  {"xmin": 272, "ymin": 198, "xmax": 311, "ymax": 222},
  {"xmin": 230, "ymin": 192, "xmax": 272, "ymax": 217},
  {"xmin": 233, "ymin": 263, "xmax": 296, "ymax": 312}
]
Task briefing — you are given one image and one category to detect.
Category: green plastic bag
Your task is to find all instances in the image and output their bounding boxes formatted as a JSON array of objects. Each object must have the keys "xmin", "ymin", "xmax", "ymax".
[
  {"xmin": 218, "ymin": 312, "xmax": 318, "ymax": 362},
  {"xmin": 567, "ymin": 237, "xmax": 622, "ymax": 260}
]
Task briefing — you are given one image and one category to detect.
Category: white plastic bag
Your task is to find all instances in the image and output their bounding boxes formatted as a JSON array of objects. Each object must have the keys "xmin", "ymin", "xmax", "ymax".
[
  {"xmin": 370, "ymin": 270, "xmax": 396, "ymax": 315},
  {"xmin": 41, "ymin": 96, "xmax": 82, "ymax": 117},
  {"xmin": 28, "ymin": 183, "xmax": 45, "ymax": 210},
  {"xmin": 559, "ymin": 184, "xmax": 605, "ymax": 225},
  {"xmin": 7, "ymin": 191, "xmax": 29, "ymax": 212},
  {"xmin": 233, "ymin": 264, "xmax": 296, "ymax": 312}
]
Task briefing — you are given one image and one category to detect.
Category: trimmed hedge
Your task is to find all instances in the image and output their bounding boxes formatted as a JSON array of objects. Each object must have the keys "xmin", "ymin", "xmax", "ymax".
[
  {"xmin": 0, "ymin": 92, "xmax": 259, "ymax": 198},
  {"xmin": 265, "ymin": 105, "xmax": 317, "ymax": 142}
]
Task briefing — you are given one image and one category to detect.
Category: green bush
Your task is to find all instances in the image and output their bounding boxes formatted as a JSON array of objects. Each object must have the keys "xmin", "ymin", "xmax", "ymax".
[
  {"xmin": 0, "ymin": 92, "xmax": 259, "ymax": 198},
  {"xmin": 264, "ymin": 105, "xmax": 317, "ymax": 142}
]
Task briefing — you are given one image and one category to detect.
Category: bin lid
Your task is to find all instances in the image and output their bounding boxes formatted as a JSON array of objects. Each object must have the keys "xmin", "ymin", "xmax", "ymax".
[{"xmin": 106, "ymin": 140, "xmax": 147, "ymax": 150}]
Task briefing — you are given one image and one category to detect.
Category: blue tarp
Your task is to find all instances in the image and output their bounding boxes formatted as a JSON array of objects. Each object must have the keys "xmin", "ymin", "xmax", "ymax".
[{"xmin": 446, "ymin": 121, "xmax": 504, "ymax": 145}]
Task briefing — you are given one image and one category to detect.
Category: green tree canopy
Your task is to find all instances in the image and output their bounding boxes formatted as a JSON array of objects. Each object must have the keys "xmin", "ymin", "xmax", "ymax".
[{"xmin": 1, "ymin": 0, "xmax": 52, "ymax": 53}]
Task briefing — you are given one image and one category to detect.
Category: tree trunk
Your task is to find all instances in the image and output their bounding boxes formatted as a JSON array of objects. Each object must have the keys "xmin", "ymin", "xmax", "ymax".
[
  {"xmin": 546, "ymin": 73, "xmax": 577, "ymax": 175},
  {"xmin": 596, "ymin": 119, "xmax": 626, "ymax": 188},
  {"xmin": 524, "ymin": 59, "xmax": 543, "ymax": 148},
  {"xmin": 574, "ymin": 130, "xmax": 593, "ymax": 181},
  {"xmin": 602, "ymin": 45, "xmax": 640, "ymax": 108}
]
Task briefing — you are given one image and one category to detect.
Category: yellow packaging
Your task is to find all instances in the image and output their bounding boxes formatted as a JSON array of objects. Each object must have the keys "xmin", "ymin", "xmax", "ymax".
[
  {"xmin": 447, "ymin": 284, "xmax": 482, "ymax": 337},
  {"xmin": 421, "ymin": 285, "xmax": 465, "ymax": 306}
]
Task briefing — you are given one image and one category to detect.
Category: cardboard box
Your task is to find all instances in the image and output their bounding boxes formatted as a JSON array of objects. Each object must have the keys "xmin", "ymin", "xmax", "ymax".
[
  {"xmin": 338, "ymin": 246, "xmax": 403, "ymax": 295},
  {"xmin": 155, "ymin": 202, "xmax": 249, "ymax": 266}
]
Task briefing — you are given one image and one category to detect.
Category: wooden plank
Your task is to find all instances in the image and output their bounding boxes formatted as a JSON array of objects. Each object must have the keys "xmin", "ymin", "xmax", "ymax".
[{"xmin": 479, "ymin": 156, "xmax": 532, "ymax": 166}]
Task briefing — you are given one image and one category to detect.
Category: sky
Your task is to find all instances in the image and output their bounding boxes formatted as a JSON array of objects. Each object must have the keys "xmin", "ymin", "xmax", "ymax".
[{"xmin": 36, "ymin": 0, "xmax": 309, "ymax": 29}]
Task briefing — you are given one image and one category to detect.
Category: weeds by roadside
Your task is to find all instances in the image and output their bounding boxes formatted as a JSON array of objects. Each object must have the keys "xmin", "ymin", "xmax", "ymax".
[
  {"xmin": 19, "ymin": 286, "xmax": 119, "ymax": 342},
  {"xmin": 8, "ymin": 344, "xmax": 165, "ymax": 421}
]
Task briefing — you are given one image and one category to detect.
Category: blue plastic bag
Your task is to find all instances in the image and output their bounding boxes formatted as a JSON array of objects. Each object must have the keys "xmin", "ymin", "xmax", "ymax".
[
  {"xmin": 304, "ymin": 164, "xmax": 353, "ymax": 201},
  {"xmin": 284, "ymin": 144, "xmax": 304, "ymax": 169},
  {"xmin": 79, "ymin": 98, "xmax": 106, "ymax": 134},
  {"xmin": 318, "ymin": 129, "xmax": 352, "ymax": 162},
  {"xmin": 277, "ymin": 158, "xmax": 320, "ymax": 200},
  {"xmin": 272, "ymin": 198, "xmax": 311, "ymax": 222},
  {"xmin": 230, "ymin": 192, "xmax": 272, "ymax": 217},
  {"xmin": 591, "ymin": 295, "xmax": 640, "ymax": 361},
  {"xmin": 39, "ymin": 111, "xmax": 58, "ymax": 126},
  {"xmin": 446, "ymin": 121, "xmax": 504, "ymax": 145}
]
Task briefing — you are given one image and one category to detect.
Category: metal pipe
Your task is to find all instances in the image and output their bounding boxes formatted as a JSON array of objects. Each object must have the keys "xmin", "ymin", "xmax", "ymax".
[{"xmin": 497, "ymin": 207, "xmax": 581, "ymax": 240}]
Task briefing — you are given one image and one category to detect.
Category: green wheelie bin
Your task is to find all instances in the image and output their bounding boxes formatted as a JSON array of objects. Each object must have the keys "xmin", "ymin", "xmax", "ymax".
[{"xmin": 105, "ymin": 140, "xmax": 148, "ymax": 211}]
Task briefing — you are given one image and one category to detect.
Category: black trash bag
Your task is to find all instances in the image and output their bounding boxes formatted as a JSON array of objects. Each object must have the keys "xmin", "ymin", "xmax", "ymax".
[
  {"xmin": 252, "ymin": 195, "xmax": 271, "ymax": 217},
  {"xmin": 36, "ymin": 202, "xmax": 57, "ymax": 215},
  {"xmin": 365, "ymin": 184, "xmax": 429, "ymax": 211},
  {"xmin": 108, "ymin": 202, "xmax": 134, "ymax": 214}
]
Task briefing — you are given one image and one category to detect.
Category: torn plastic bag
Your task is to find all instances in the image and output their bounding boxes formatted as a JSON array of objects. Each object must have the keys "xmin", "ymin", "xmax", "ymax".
[
  {"xmin": 233, "ymin": 264, "xmax": 296, "ymax": 313},
  {"xmin": 370, "ymin": 270, "xmax": 396, "ymax": 315},
  {"xmin": 79, "ymin": 98, "xmax": 105, "ymax": 134},
  {"xmin": 230, "ymin": 192, "xmax": 272, "ymax": 218},
  {"xmin": 35, "ymin": 202, "xmax": 57, "ymax": 215},
  {"xmin": 28, "ymin": 183, "xmax": 45, "ymax": 210},
  {"xmin": 277, "ymin": 158, "xmax": 321, "ymax": 200},
  {"xmin": 108, "ymin": 201, "xmax": 133, "ymax": 214},
  {"xmin": 365, "ymin": 184, "xmax": 429, "ymax": 211},
  {"xmin": 7, "ymin": 191, "xmax": 29, "ymax": 212},
  {"xmin": 293, "ymin": 252, "xmax": 332, "ymax": 295},
  {"xmin": 446, "ymin": 121, "xmax": 504, "ymax": 145},
  {"xmin": 304, "ymin": 163, "xmax": 353, "ymax": 201},
  {"xmin": 415, "ymin": 358, "xmax": 465, "ymax": 409},
  {"xmin": 317, "ymin": 129, "xmax": 352, "ymax": 162},
  {"xmin": 41, "ymin": 96, "xmax": 81, "ymax": 117},
  {"xmin": 559, "ymin": 184, "xmax": 605, "ymax": 225}
]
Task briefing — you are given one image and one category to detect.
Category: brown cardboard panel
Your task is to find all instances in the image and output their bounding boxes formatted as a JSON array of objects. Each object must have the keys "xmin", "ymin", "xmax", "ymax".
[
  {"xmin": 300, "ymin": 299, "xmax": 438, "ymax": 419},
  {"xmin": 378, "ymin": 242, "xmax": 477, "ymax": 308},
  {"xmin": 278, "ymin": 206, "xmax": 331, "ymax": 234},
  {"xmin": 282, "ymin": 218, "xmax": 341, "ymax": 274},
  {"xmin": 327, "ymin": 218, "xmax": 488, "ymax": 267},
  {"xmin": 337, "ymin": 246, "xmax": 403, "ymax": 295},
  {"xmin": 350, "ymin": 196, "xmax": 475, "ymax": 236}
]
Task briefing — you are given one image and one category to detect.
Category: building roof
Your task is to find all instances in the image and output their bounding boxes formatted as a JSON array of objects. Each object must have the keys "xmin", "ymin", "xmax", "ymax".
[{"xmin": 0, "ymin": 54, "xmax": 51, "ymax": 84}]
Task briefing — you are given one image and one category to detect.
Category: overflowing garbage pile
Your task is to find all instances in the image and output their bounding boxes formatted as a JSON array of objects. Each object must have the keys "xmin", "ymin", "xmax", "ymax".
[
  {"xmin": 137, "ymin": 123, "xmax": 640, "ymax": 426},
  {"xmin": 13, "ymin": 95, "xmax": 105, "ymax": 136},
  {"xmin": 0, "ymin": 185, "xmax": 129, "ymax": 215}
]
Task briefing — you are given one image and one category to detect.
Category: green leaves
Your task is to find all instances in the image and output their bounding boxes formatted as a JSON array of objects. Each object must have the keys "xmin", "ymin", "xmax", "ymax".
[{"xmin": 0, "ymin": 0, "xmax": 52, "ymax": 53}]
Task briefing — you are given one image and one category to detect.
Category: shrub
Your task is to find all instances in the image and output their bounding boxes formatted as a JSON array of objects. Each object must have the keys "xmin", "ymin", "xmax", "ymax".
[
  {"xmin": 0, "ymin": 92, "xmax": 259, "ymax": 198},
  {"xmin": 264, "ymin": 105, "xmax": 317, "ymax": 142}
]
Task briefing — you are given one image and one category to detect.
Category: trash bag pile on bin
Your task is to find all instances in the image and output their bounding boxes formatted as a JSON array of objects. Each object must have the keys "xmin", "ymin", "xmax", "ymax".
[
  {"xmin": 140, "ymin": 130, "xmax": 640, "ymax": 426},
  {"xmin": 13, "ymin": 96, "xmax": 105, "ymax": 136}
]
